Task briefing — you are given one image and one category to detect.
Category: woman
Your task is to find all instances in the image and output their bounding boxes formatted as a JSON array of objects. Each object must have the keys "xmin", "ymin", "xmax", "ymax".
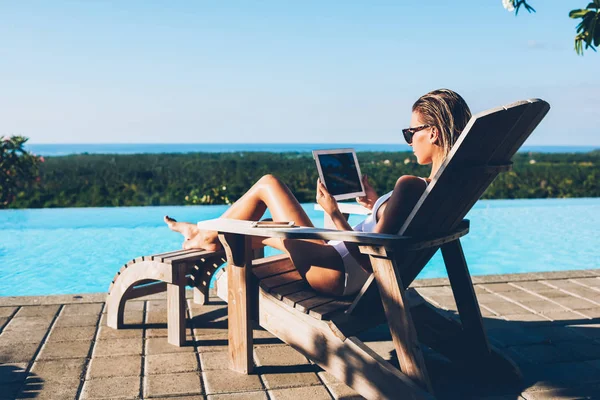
[{"xmin": 165, "ymin": 89, "xmax": 472, "ymax": 297}]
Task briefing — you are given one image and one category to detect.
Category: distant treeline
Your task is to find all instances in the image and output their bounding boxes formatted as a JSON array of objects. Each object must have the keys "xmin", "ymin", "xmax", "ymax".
[{"xmin": 11, "ymin": 151, "xmax": 600, "ymax": 208}]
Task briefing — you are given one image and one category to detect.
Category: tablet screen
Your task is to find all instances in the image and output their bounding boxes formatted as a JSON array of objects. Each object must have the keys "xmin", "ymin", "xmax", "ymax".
[{"xmin": 314, "ymin": 150, "xmax": 364, "ymax": 200}]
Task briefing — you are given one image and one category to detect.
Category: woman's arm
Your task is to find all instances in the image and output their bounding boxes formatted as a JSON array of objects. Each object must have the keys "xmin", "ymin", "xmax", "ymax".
[{"xmin": 316, "ymin": 179, "xmax": 353, "ymax": 231}]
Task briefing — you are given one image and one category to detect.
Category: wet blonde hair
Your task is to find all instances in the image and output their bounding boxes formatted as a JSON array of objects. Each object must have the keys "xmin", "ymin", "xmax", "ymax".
[{"xmin": 412, "ymin": 89, "xmax": 472, "ymax": 158}]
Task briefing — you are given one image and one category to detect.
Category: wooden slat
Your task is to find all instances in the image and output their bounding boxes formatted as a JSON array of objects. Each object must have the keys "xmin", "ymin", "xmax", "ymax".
[
  {"xmin": 252, "ymin": 255, "xmax": 295, "ymax": 279},
  {"xmin": 260, "ymin": 270, "xmax": 303, "ymax": 291},
  {"xmin": 166, "ymin": 249, "xmax": 222, "ymax": 263},
  {"xmin": 295, "ymin": 296, "xmax": 335, "ymax": 314},
  {"xmin": 282, "ymin": 290, "xmax": 318, "ymax": 307},
  {"xmin": 123, "ymin": 282, "xmax": 167, "ymax": 300},
  {"xmin": 308, "ymin": 300, "xmax": 352, "ymax": 320},
  {"xmin": 268, "ymin": 280, "xmax": 310, "ymax": 300}
]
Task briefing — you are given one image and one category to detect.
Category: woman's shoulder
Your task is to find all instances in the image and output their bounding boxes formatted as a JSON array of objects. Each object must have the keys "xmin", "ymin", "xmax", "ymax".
[{"xmin": 394, "ymin": 175, "xmax": 430, "ymax": 188}]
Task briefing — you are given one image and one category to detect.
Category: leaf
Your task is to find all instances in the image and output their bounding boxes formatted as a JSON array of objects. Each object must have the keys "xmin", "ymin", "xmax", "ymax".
[{"xmin": 570, "ymin": 9, "xmax": 590, "ymax": 18}]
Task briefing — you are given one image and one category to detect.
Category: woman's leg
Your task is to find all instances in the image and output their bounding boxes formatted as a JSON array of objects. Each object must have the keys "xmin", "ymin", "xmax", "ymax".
[{"xmin": 166, "ymin": 174, "xmax": 346, "ymax": 295}]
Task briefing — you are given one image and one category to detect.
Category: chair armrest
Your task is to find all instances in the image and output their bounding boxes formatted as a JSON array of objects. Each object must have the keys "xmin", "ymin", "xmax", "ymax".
[
  {"xmin": 197, "ymin": 218, "xmax": 407, "ymax": 247},
  {"xmin": 314, "ymin": 202, "xmax": 371, "ymax": 215}
]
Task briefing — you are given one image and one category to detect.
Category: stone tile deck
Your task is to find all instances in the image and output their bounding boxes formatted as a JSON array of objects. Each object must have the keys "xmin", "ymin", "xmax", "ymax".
[{"xmin": 1, "ymin": 269, "xmax": 599, "ymax": 399}]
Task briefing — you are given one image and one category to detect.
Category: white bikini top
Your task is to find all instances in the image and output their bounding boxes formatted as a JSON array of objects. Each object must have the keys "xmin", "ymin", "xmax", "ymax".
[{"xmin": 353, "ymin": 177, "xmax": 429, "ymax": 233}]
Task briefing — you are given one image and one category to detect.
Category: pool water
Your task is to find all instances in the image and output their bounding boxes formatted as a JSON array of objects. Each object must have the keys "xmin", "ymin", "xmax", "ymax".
[{"xmin": 1, "ymin": 198, "xmax": 598, "ymax": 296}]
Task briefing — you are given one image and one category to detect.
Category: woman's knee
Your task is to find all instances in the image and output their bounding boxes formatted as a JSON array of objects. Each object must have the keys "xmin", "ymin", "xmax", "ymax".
[{"xmin": 256, "ymin": 174, "xmax": 285, "ymax": 191}]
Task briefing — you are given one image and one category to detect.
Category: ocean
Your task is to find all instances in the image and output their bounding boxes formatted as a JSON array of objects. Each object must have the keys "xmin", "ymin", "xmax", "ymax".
[{"xmin": 25, "ymin": 143, "xmax": 598, "ymax": 156}]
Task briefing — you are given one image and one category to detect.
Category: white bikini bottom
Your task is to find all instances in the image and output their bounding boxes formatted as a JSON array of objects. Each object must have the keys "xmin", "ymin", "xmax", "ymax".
[{"xmin": 329, "ymin": 240, "xmax": 371, "ymax": 296}]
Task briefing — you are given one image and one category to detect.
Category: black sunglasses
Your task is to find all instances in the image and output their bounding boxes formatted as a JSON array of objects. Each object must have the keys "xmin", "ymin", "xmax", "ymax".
[{"xmin": 402, "ymin": 124, "xmax": 431, "ymax": 144}]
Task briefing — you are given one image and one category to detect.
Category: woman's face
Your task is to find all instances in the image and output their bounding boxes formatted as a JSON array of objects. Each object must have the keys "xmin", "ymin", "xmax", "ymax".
[{"xmin": 408, "ymin": 111, "xmax": 434, "ymax": 165}]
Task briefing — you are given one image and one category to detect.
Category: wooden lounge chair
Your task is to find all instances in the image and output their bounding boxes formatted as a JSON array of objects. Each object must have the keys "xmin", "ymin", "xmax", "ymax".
[{"xmin": 194, "ymin": 98, "xmax": 550, "ymax": 399}]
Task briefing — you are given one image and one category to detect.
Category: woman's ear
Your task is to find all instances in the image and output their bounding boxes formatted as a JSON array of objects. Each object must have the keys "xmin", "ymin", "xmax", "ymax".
[{"xmin": 429, "ymin": 127, "xmax": 440, "ymax": 145}]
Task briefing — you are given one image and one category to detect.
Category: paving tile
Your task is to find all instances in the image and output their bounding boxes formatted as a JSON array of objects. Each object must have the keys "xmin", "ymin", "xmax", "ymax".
[
  {"xmin": 86, "ymin": 355, "xmax": 141, "ymax": 379},
  {"xmin": 37, "ymin": 340, "xmax": 92, "ymax": 361},
  {"xmin": 96, "ymin": 325, "xmax": 143, "ymax": 340},
  {"xmin": 268, "ymin": 385, "xmax": 332, "ymax": 400},
  {"xmin": 0, "ymin": 363, "xmax": 28, "ymax": 384},
  {"xmin": 145, "ymin": 337, "xmax": 195, "ymax": 355},
  {"xmin": 0, "ymin": 342, "xmax": 40, "ymax": 363},
  {"xmin": 573, "ymin": 277, "xmax": 600, "ymax": 288},
  {"xmin": 480, "ymin": 283, "xmax": 522, "ymax": 293},
  {"xmin": 0, "ymin": 317, "xmax": 8, "ymax": 331},
  {"xmin": 144, "ymin": 372, "xmax": 203, "ymax": 397},
  {"xmin": 146, "ymin": 311, "xmax": 168, "ymax": 324},
  {"xmin": 0, "ymin": 382, "xmax": 23, "ymax": 399},
  {"xmin": 525, "ymin": 325, "xmax": 589, "ymax": 343},
  {"xmin": 254, "ymin": 345, "xmax": 309, "ymax": 367},
  {"xmin": 199, "ymin": 351, "xmax": 229, "ymax": 371},
  {"xmin": 4, "ymin": 316, "xmax": 54, "ymax": 331},
  {"xmin": 47, "ymin": 326, "xmax": 97, "ymax": 342},
  {"xmin": 518, "ymin": 300, "xmax": 569, "ymax": 314},
  {"xmin": 93, "ymin": 338, "xmax": 142, "ymax": 357},
  {"xmin": 17, "ymin": 377, "xmax": 80, "ymax": 400},
  {"xmin": 81, "ymin": 375, "xmax": 140, "ymax": 399},
  {"xmin": 483, "ymin": 302, "xmax": 531, "ymax": 316},
  {"xmin": 192, "ymin": 327, "xmax": 229, "ymax": 339},
  {"xmin": 317, "ymin": 371, "xmax": 363, "ymax": 400},
  {"xmin": 62, "ymin": 303, "xmax": 104, "ymax": 316},
  {"xmin": 0, "ymin": 307, "xmax": 17, "ymax": 318},
  {"xmin": 513, "ymin": 281, "xmax": 553, "ymax": 292},
  {"xmin": 551, "ymin": 296, "xmax": 599, "ymax": 310},
  {"xmin": 507, "ymin": 344, "xmax": 575, "ymax": 363},
  {"xmin": 153, "ymin": 397, "xmax": 204, "ymax": 400},
  {"xmin": 202, "ymin": 369, "xmax": 263, "ymax": 395},
  {"xmin": 554, "ymin": 341, "xmax": 600, "ymax": 361},
  {"xmin": 145, "ymin": 328, "xmax": 169, "ymax": 338},
  {"xmin": 207, "ymin": 391, "xmax": 268, "ymax": 400},
  {"xmin": 523, "ymin": 361, "xmax": 600, "ymax": 386},
  {"xmin": 0, "ymin": 328, "xmax": 48, "ymax": 344},
  {"xmin": 54, "ymin": 314, "xmax": 100, "ymax": 328},
  {"xmin": 192, "ymin": 337, "xmax": 228, "ymax": 353},
  {"xmin": 543, "ymin": 311, "xmax": 590, "ymax": 323},
  {"xmin": 146, "ymin": 300, "xmax": 168, "ymax": 312},
  {"xmin": 30, "ymin": 358, "xmax": 86, "ymax": 381},
  {"xmin": 566, "ymin": 323, "xmax": 600, "ymax": 339},
  {"xmin": 487, "ymin": 327, "xmax": 547, "ymax": 348},
  {"xmin": 99, "ymin": 311, "xmax": 144, "ymax": 326},
  {"xmin": 145, "ymin": 352, "xmax": 199, "ymax": 375},
  {"xmin": 15, "ymin": 305, "xmax": 60, "ymax": 318},
  {"xmin": 261, "ymin": 371, "xmax": 321, "ymax": 390},
  {"xmin": 502, "ymin": 313, "xmax": 550, "ymax": 323}
]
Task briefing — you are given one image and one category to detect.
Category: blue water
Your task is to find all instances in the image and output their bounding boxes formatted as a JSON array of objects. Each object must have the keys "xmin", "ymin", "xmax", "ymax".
[
  {"xmin": 1, "ymin": 198, "xmax": 598, "ymax": 297},
  {"xmin": 25, "ymin": 143, "xmax": 599, "ymax": 156}
]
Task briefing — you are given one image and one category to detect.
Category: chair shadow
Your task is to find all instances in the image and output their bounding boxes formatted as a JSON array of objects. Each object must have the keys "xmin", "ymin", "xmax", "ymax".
[
  {"xmin": 355, "ymin": 312, "xmax": 600, "ymax": 399},
  {"xmin": 0, "ymin": 364, "xmax": 42, "ymax": 399}
]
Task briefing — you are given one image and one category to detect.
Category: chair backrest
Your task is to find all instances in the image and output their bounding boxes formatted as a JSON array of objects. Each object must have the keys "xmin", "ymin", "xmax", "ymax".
[{"xmin": 397, "ymin": 99, "xmax": 550, "ymax": 286}]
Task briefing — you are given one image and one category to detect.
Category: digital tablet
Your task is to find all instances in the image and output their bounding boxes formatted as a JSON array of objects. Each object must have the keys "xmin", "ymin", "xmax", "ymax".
[{"xmin": 312, "ymin": 148, "xmax": 365, "ymax": 201}]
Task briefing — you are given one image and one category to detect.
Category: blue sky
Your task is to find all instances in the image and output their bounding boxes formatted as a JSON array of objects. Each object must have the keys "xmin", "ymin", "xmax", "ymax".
[{"xmin": 1, "ymin": 1, "xmax": 598, "ymax": 145}]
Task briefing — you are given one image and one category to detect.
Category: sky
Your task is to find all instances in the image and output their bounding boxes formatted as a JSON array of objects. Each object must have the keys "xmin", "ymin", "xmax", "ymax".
[{"xmin": 1, "ymin": 1, "xmax": 598, "ymax": 145}]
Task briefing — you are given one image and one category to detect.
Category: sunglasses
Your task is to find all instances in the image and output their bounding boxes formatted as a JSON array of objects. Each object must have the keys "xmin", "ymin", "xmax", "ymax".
[{"xmin": 402, "ymin": 124, "xmax": 431, "ymax": 144}]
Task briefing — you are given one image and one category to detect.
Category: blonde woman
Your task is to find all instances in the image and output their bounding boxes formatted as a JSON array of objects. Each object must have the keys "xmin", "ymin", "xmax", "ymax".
[{"xmin": 165, "ymin": 89, "xmax": 472, "ymax": 297}]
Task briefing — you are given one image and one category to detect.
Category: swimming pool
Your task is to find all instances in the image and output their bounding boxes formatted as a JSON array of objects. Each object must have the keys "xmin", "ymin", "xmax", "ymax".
[{"xmin": 1, "ymin": 198, "xmax": 598, "ymax": 296}]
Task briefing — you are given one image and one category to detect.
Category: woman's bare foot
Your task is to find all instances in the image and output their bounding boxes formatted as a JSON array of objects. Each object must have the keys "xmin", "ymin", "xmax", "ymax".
[
  {"xmin": 164, "ymin": 215, "xmax": 200, "ymax": 240},
  {"xmin": 164, "ymin": 215, "xmax": 221, "ymax": 251}
]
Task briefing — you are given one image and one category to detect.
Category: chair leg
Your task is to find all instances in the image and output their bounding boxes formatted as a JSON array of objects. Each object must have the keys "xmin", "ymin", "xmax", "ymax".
[
  {"xmin": 363, "ymin": 246, "xmax": 433, "ymax": 394},
  {"xmin": 167, "ymin": 265, "xmax": 188, "ymax": 347},
  {"xmin": 220, "ymin": 233, "xmax": 254, "ymax": 374},
  {"xmin": 441, "ymin": 239, "xmax": 491, "ymax": 360}
]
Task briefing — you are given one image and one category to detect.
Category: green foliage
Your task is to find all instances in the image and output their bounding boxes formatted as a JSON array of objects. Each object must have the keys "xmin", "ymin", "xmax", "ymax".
[
  {"xmin": 507, "ymin": 0, "xmax": 600, "ymax": 55},
  {"xmin": 7, "ymin": 151, "xmax": 600, "ymax": 209},
  {"xmin": 0, "ymin": 136, "xmax": 43, "ymax": 208},
  {"xmin": 570, "ymin": 0, "xmax": 600, "ymax": 55}
]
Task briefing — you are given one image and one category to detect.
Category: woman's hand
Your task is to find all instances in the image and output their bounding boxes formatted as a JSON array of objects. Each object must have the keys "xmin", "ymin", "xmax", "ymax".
[
  {"xmin": 356, "ymin": 174, "xmax": 378, "ymax": 210},
  {"xmin": 316, "ymin": 178, "xmax": 339, "ymax": 216}
]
